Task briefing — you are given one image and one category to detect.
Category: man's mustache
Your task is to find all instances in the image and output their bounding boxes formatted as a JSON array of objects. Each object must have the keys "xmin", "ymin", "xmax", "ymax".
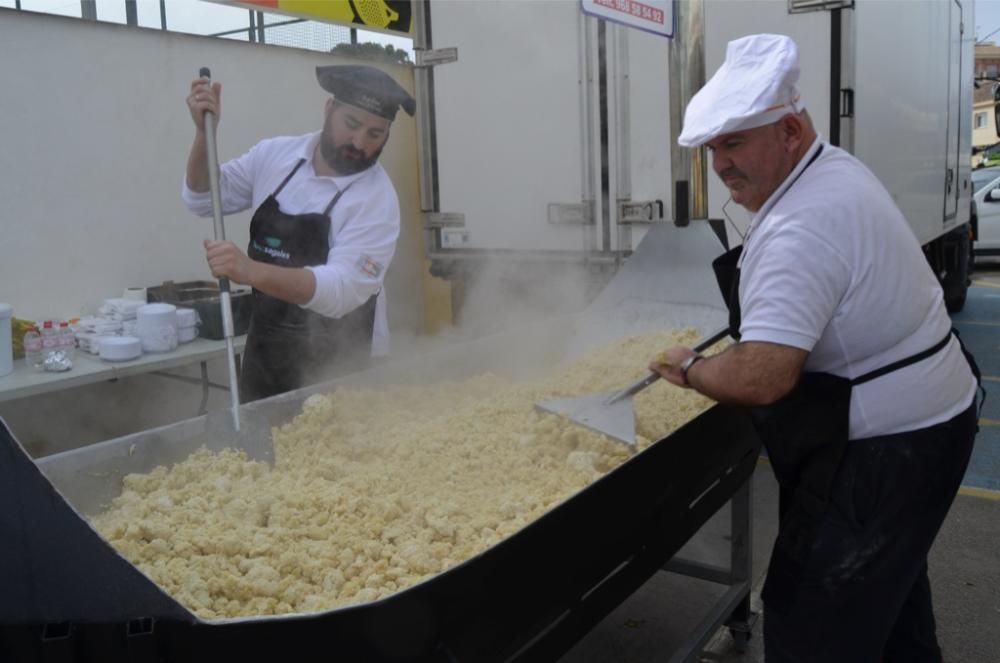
[
  {"xmin": 720, "ymin": 167, "xmax": 747, "ymax": 181},
  {"xmin": 338, "ymin": 146, "xmax": 365, "ymax": 160}
]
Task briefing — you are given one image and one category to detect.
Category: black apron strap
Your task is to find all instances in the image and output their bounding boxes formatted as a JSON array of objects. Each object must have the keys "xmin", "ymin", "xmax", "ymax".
[
  {"xmin": 850, "ymin": 330, "xmax": 953, "ymax": 386},
  {"xmin": 323, "ymin": 179, "xmax": 357, "ymax": 217},
  {"xmin": 272, "ymin": 158, "xmax": 307, "ymax": 197},
  {"xmin": 851, "ymin": 327, "xmax": 986, "ymax": 418},
  {"xmin": 953, "ymin": 327, "xmax": 987, "ymax": 418}
]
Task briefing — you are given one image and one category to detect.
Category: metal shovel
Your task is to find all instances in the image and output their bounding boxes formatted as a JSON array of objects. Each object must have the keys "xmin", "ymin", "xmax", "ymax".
[
  {"xmin": 203, "ymin": 407, "xmax": 274, "ymax": 466},
  {"xmin": 200, "ymin": 66, "xmax": 242, "ymax": 433},
  {"xmin": 535, "ymin": 327, "xmax": 730, "ymax": 447}
]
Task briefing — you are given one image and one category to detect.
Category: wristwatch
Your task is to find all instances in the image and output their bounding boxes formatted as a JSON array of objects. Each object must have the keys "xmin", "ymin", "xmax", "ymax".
[{"xmin": 679, "ymin": 354, "xmax": 703, "ymax": 387}]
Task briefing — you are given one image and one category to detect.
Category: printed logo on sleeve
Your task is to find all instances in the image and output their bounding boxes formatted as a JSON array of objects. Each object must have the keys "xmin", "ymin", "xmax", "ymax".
[{"xmin": 356, "ymin": 255, "xmax": 384, "ymax": 279}]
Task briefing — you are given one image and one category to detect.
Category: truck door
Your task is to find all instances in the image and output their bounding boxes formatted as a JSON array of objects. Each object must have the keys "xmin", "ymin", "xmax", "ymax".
[
  {"xmin": 607, "ymin": 23, "xmax": 672, "ymax": 252},
  {"xmin": 422, "ymin": 1, "xmax": 601, "ymax": 254}
]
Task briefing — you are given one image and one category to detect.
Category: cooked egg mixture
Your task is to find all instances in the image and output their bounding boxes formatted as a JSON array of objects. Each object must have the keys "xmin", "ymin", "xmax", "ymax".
[{"xmin": 90, "ymin": 328, "xmax": 717, "ymax": 618}]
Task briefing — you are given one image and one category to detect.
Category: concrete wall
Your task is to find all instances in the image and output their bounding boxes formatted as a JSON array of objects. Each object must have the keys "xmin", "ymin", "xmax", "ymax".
[{"xmin": 0, "ymin": 8, "xmax": 428, "ymax": 454}]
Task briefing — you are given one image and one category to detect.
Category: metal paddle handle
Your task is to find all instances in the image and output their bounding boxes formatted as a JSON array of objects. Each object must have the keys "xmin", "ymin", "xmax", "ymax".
[
  {"xmin": 200, "ymin": 67, "xmax": 241, "ymax": 432},
  {"xmin": 605, "ymin": 326, "xmax": 732, "ymax": 405}
]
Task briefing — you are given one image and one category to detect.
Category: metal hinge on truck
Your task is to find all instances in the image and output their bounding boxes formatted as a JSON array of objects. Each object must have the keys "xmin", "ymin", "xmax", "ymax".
[
  {"xmin": 415, "ymin": 47, "xmax": 458, "ymax": 68},
  {"xmin": 618, "ymin": 200, "xmax": 665, "ymax": 224}
]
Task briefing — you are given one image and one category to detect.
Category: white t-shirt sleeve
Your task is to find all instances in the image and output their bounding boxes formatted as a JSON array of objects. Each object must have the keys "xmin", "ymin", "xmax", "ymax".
[
  {"xmin": 738, "ymin": 218, "xmax": 852, "ymax": 351},
  {"xmin": 181, "ymin": 141, "xmax": 262, "ymax": 217},
  {"xmin": 303, "ymin": 185, "xmax": 400, "ymax": 319}
]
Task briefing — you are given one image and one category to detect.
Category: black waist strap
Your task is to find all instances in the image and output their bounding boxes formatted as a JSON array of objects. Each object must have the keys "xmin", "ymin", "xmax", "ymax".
[{"xmin": 851, "ymin": 331, "xmax": 953, "ymax": 386}]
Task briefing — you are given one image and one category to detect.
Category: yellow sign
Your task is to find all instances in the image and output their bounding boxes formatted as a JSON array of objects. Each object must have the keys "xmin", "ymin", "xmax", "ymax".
[{"xmin": 206, "ymin": 0, "xmax": 413, "ymax": 36}]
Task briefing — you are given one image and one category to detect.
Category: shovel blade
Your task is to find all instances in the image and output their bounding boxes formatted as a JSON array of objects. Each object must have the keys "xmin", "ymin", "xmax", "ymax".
[
  {"xmin": 205, "ymin": 408, "xmax": 275, "ymax": 466},
  {"xmin": 535, "ymin": 392, "xmax": 638, "ymax": 447}
]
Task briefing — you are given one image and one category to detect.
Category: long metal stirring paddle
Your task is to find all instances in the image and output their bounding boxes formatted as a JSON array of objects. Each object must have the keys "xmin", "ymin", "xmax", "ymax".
[{"xmin": 199, "ymin": 66, "xmax": 241, "ymax": 432}]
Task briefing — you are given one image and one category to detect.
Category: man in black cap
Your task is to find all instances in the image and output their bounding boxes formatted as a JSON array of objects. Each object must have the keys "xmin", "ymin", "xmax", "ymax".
[{"xmin": 183, "ymin": 65, "xmax": 415, "ymax": 402}]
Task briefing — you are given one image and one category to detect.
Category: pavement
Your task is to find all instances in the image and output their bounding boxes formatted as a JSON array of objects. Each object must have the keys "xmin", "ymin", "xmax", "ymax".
[
  {"xmin": 953, "ymin": 267, "xmax": 1000, "ymax": 493},
  {"xmin": 559, "ymin": 268, "xmax": 1000, "ymax": 663}
]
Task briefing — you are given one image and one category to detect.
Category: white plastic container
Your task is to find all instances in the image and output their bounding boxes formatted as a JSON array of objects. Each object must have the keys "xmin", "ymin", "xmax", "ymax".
[
  {"xmin": 178, "ymin": 326, "xmax": 198, "ymax": 343},
  {"xmin": 176, "ymin": 307, "xmax": 198, "ymax": 344},
  {"xmin": 0, "ymin": 303, "xmax": 12, "ymax": 377},
  {"xmin": 99, "ymin": 336, "xmax": 142, "ymax": 362},
  {"xmin": 176, "ymin": 308, "xmax": 198, "ymax": 328},
  {"xmin": 136, "ymin": 303, "xmax": 178, "ymax": 354}
]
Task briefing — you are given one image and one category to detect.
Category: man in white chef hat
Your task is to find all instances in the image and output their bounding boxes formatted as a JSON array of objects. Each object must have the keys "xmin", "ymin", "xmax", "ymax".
[{"xmin": 651, "ymin": 34, "xmax": 980, "ymax": 662}]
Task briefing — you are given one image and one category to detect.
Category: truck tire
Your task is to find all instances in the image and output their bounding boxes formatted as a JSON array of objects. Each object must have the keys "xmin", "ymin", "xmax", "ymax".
[{"xmin": 943, "ymin": 227, "xmax": 971, "ymax": 314}]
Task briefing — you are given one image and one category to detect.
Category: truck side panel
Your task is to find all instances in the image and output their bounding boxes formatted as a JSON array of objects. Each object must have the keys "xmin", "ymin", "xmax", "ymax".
[
  {"xmin": 852, "ymin": 0, "xmax": 972, "ymax": 244},
  {"xmin": 431, "ymin": 0, "xmax": 593, "ymax": 252}
]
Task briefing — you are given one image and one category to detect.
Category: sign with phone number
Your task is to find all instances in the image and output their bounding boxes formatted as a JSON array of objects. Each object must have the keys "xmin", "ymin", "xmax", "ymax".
[{"xmin": 581, "ymin": 0, "xmax": 674, "ymax": 38}]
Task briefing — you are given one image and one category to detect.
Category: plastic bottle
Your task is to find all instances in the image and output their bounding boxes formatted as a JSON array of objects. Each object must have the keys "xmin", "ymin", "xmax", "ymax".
[
  {"xmin": 58, "ymin": 321, "xmax": 76, "ymax": 360},
  {"xmin": 23, "ymin": 325, "xmax": 43, "ymax": 369},
  {"xmin": 40, "ymin": 320, "xmax": 58, "ymax": 360}
]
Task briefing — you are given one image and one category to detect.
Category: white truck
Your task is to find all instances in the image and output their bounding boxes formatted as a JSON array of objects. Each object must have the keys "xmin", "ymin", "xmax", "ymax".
[{"xmin": 411, "ymin": 0, "xmax": 974, "ymax": 316}]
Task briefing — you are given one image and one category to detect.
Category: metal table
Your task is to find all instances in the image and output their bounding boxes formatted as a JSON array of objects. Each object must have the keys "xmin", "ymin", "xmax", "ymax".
[{"xmin": 0, "ymin": 336, "xmax": 246, "ymax": 414}]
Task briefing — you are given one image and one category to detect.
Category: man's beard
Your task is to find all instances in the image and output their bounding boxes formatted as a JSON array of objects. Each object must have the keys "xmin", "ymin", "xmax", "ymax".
[{"xmin": 319, "ymin": 126, "xmax": 383, "ymax": 175}]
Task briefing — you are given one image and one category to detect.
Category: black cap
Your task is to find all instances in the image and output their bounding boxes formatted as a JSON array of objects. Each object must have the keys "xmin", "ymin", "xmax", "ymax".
[{"xmin": 315, "ymin": 65, "xmax": 416, "ymax": 121}]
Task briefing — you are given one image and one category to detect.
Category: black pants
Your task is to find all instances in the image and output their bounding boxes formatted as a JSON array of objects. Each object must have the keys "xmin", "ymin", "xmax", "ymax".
[{"xmin": 764, "ymin": 400, "xmax": 978, "ymax": 663}]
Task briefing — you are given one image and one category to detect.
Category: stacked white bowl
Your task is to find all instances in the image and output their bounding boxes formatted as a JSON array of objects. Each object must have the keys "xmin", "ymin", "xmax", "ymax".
[
  {"xmin": 136, "ymin": 303, "xmax": 178, "ymax": 353},
  {"xmin": 99, "ymin": 336, "xmax": 142, "ymax": 362},
  {"xmin": 176, "ymin": 307, "xmax": 199, "ymax": 344}
]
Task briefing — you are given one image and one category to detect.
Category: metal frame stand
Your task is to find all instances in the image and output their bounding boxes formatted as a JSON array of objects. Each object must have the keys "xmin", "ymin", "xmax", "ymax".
[
  {"xmin": 664, "ymin": 474, "xmax": 757, "ymax": 662},
  {"xmin": 150, "ymin": 353, "xmax": 242, "ymax": 416}
]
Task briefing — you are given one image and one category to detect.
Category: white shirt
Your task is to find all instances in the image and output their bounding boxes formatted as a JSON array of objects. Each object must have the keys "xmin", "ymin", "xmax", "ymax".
[
  {"xmin": 738, "ymin": 137, "xmax": 977, "ymax": 439},
  {"xmin": 182, "ymin": 132, "xmax": 399, "ymax": 356}
]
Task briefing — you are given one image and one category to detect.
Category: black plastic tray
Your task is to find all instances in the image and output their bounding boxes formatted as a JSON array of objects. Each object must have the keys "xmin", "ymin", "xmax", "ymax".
[{"xmin": 146, "ymin": 280, "xmax": 252, "ymax": 340}]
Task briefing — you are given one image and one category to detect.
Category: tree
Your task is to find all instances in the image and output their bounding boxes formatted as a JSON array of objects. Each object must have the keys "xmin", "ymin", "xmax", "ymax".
[{"xmin": 330, "ymin": 42, "xmax": 411, "ymax": 65}]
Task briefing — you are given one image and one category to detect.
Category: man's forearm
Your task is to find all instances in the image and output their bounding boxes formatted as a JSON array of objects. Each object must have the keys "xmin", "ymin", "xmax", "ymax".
[
  {"xmin": 686, "ymin": 341, "xmax": 806, "ymax": 406},
  {"xmin": 186, "ymin": 131, "xmax": 210, "ymax": 193},
  {"xmin": 247, "ymin": 261, "xmax": 317, "ymax": 306}
]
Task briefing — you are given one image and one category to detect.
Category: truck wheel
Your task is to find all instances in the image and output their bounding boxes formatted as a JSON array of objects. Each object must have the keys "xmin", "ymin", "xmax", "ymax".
[{"xmin": 943, "ymin": 228, "xmax": 970, "ymax": 313}]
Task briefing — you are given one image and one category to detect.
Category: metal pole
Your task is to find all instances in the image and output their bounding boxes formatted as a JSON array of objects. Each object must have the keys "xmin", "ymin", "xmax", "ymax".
[
  {"xmin": 829, "ymin": 8, "xmax": 842, "ymax": 146},
  {"xmin": 726, "ymin": 476, "xmax": 755, "ymax": 647},
  {"xmin": 125, "ymin": 0, "xmax": 137, "ymax": 26},
  {"xmin": 160, "ymin": 0, "xmax": 166, "ymax": 30},
  {"xmin": 80, "ymin": 0, "xmax": 97, "ymax": 20},
  {"xmin": 668, "ymin": 0, "xmax": 707, "ymax": 225},
  {"xmin": 256, "ymin": 10, "xmax": 266, "ymax": 43},
  {"xmin": 412, "ymin": 0, "xmax": 438, "ymax": 212},
  {"xmin": 199, "ymin": 67, "xmax": 242, "ymax": 432}
]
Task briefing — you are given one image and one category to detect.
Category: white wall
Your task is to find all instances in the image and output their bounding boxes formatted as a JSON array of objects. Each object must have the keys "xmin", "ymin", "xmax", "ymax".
[
  {"xmin": 0, "ymin": 8, "xmax": 422, "ymax": 327},
  {"xmin": 0, "ymin": 8, "xmax": 425, "ymax": 454}
]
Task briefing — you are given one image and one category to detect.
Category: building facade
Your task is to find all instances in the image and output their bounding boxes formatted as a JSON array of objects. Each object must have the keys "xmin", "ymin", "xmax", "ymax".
[{"xmin": 974, "ymin": 42, "xmax": 1000, "ymax": 166}]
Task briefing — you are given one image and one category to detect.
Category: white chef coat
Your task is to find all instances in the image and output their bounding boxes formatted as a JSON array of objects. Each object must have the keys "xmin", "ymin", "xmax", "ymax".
[
  {"xmin": 182, "ymin": 132, "xmax": 399, "ymax": 356},
  {"xmin": 737, "ymin": 137, "xmax": 977, "ymax": 439}
]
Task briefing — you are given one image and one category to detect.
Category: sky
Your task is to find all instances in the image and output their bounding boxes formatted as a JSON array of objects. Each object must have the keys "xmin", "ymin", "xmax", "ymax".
[{"xmin": 979, "ymin": 0, "xmax": 1000, "ymax": 43}]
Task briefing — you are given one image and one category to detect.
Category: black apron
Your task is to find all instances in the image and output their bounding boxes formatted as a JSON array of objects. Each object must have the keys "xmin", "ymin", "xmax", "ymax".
[
  {"xmin": 240, "ymin": 158, "xmax": 377, "ymax": 402},
  {"xmin": 711, "ymin": 145, "xmax": 982, "ymax": 613}
]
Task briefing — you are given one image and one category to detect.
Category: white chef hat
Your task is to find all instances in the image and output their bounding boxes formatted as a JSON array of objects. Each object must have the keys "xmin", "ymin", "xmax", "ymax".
[{"xmin": 678, "ymin": 34, "xmax": 805, "ymax": 148}]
